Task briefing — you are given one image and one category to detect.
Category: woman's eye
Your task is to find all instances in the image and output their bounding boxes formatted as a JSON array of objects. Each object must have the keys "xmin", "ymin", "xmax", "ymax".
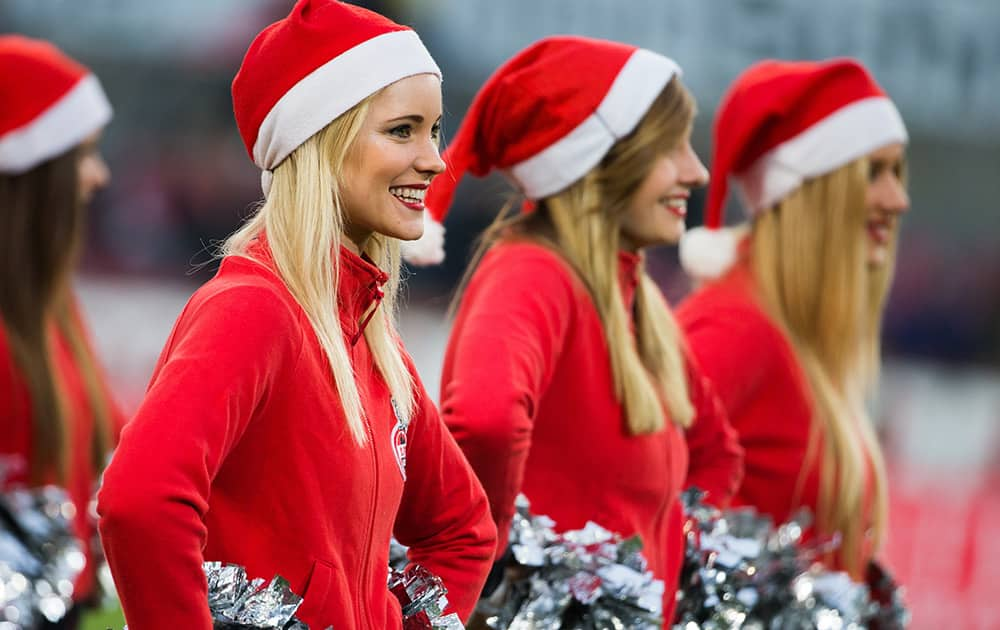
[
  {"xmin": 389, "ymin": 125, "xmax": 412, "ymax": 139},
  {"xmin": 431, "ymin": 123, "xmax": 442, "ymax": 141}
]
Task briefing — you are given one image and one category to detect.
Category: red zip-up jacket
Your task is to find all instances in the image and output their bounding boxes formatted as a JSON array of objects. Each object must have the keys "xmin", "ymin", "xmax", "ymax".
[
  {"xmin": 0, "ymin": 302, "xmax": 124, "ymax": 603},
  {"xmin": 677, "ymin": 263, "xmax": 876, "ymax": 573},
  {"xmin": 98, "ymin": 240, "xmax": 496, "ymax": 630},
  {"xmin": 441, "ymin": 241, "xmax": 742, "ymax": 624}
]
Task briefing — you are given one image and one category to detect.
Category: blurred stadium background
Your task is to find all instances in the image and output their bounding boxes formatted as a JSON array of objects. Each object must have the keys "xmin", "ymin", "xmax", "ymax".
[{"xmin": 3, "ymin": 1, "xmax": 998, "ymax": 627}]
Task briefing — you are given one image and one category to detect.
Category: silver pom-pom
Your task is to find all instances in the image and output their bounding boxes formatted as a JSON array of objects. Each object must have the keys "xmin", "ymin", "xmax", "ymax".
[
  {"xmin": 475, "ymin": 495, "xmax": 664, "ymax": 630},
  {"xmin": 673, "ymin": 487, "xmax": 910, "ymax": 629},
  {"xmin": 0, "ymin": 486, "xmax": 85, "ymax": 628}
]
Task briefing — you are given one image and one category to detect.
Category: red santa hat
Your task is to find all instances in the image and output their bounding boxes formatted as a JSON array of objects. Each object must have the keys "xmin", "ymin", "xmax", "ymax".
[
  {"xmin": 232, "ymin": 0, "xmax": 440, "ymax": 197},
  {"xmin": 0, "ymin": 35, "xmax": 112, "ymax": 175},
  {"xmin": 679, "ymin": 58, "xmax": 908, "ymax": 280},
  {"xmin": 402, "ymin": 35, "xmax": 682, "ymax": 265}
]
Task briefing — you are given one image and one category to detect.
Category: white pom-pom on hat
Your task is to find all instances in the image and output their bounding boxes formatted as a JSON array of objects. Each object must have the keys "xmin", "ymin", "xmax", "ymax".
[
  {"xmin": 400, "ymin": 213, "xmax": 446, "ymax": 266},
  {"xmin": 679, "ymin": 226, "xmax": 743, "ymax": 281}
]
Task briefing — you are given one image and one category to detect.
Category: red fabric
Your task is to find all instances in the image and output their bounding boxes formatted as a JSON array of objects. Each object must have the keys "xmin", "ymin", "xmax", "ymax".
[
  {"xmin": 682, "ymin": 350, "xmax": 745, "ymax": 508},
  {"xmin": 98, "ymin": 241, "xmax": 496, "ymax": 630},
  {"xmin": 705, "ymin": 58, "xmax": 889, "ymax": 228},
  {"xmin": 232, "ymin": 0, "xmax": 411, "ymax": 161},
  {"xmin": 0, "ymin": 35, "xmax": 87, "ymax": 136},
  {"xmin": 677, "ymin": 264, "xmax": 876, "ymax": 572},
  {"xmin": 0, "ymin": 301, "xmax": 125, "ymax": 602},
  {"xmin": 441, "ymin": 241, "xmax": 741, "ymax": 625}
]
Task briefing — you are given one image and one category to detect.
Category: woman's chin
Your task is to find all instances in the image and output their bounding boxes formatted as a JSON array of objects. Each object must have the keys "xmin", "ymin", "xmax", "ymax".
[
  {"xmin": 388, "ymin": 221, "xmax": 425, "ymax": 242},
  {"xmin": 663, "ymin": 228, "xmax": 684, "ymax": 246},
  {"xmin": 651, "ymin": 228, "xmax": 685, "ymax": 248},
  {"xmin": 867, "ymin": 245, "xmax": 889, "ymax": 269}
]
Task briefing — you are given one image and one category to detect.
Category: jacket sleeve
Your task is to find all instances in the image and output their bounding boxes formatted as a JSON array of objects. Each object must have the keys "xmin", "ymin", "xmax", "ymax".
[
  {"xmin": 96, "ymin": 284, "xmax": 298, "ymax": 630},
  {"xmin": 678, "ymin": 305, "xmax": 773, "ymax": 423},
  {"xmin": 682, "ymin": 351, "xmax": 744, "ymax": 507},
  {"xmin": 439, "ymin": 246, "xmax": 576, "ymax": 557},
  {"xmin": 393, "ymin": 365, "xmax": 498, "ymax": 621}
]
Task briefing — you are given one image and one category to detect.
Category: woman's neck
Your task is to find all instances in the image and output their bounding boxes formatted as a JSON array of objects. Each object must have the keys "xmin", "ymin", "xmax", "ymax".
[
  {"xmin": 618, "ymin": 232, "xmax": 641, "ymax": 254},
  {"xmin": 341, "ymin": 228, "xmax": 370, "ymax": 255}
]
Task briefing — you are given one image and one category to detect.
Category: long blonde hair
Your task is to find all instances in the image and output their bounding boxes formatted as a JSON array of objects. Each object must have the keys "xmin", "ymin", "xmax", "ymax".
[
  {"xmin": 460, "ymin": 78, "xmax": 696, "ymax": 434},
  {"xmin": 224, "ymin": 94, "xmax": 414, "ymax": 445},
  {"xmin": 749, "ymin": 157, "xmax": 894, "ymax": 576}
]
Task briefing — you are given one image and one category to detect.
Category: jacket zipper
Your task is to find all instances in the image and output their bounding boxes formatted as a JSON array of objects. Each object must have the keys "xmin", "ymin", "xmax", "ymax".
[
  {"xmin": 357, "ymin": 359, "xmax": 379, "ymax": 627},
  {"xmin": 347, "ymin": 277, "xmax": 384, "ymax": 627}
]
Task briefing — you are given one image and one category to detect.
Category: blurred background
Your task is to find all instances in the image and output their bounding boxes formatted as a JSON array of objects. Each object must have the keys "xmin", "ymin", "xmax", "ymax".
[{"xmin": 3, "ymin": 1, "xmax": 998, "ymax": 627}]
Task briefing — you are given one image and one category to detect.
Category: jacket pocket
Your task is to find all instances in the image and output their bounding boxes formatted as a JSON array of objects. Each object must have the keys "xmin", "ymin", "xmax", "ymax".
[{"xmin": 294, "ymin": 559, "xmax": 337, "ymax": 626}]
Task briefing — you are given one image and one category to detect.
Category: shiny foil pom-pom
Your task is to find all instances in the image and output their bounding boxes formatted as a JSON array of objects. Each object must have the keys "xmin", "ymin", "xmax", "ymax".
[
  {"xmin": 1, "ymin": 485, "xmax": 85, "ymax": 628},
  {"xmin": 673, "ymin": 487, "xmax": 910, "ymax": 629},
  {"xmin": 202, "ymin": 561, "xmax": 313, "ymax": 630},
  {"xmin": 122, "ymin": 561, "xmax": 327, "ymax": 630},
  {"xmin": 472, "ymin": 495, "xmax": 664, "ymax": 630},
  {"xmin": 389, "ymin": 562, "xmax": 465, "ymax": 630}
]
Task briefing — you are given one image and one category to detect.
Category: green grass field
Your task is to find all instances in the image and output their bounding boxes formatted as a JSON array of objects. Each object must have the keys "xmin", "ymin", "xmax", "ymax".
[{"xmin": 81, "ymin": 607, "xmax": 126, "ymax": 630}]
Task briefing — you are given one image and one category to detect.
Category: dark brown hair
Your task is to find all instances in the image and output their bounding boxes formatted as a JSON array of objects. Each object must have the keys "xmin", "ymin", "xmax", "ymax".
[{"xmin": 0, "ymin": 147, "xmax": 113, "ymax": 482}]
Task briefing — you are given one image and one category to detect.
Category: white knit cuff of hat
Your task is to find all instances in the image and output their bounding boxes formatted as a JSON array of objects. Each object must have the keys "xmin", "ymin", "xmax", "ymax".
[
  {"xmin": 0, "ymin": 74, "xmax": 112, "ymax": 175},
  {"xmin": 507, "ymin": 49, "xmax": 681, "ymax": 200},
  {"xmin": 736, "ymin": 96, "xmax": 907, "ymax": 215},
  {"xmin": 252, "ymin": 29, "xmax": 441, "ymax": 182}
]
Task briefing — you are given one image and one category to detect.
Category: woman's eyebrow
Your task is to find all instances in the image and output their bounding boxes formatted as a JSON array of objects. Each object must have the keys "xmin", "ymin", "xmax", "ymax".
[{"xmin": 384, "ymin": 114, "xmax": 424, "ymax": 125}]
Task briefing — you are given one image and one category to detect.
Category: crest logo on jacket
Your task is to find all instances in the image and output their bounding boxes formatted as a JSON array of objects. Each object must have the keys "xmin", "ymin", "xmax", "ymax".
[{"xmin": 390, "ymin": 398, "xmax": 407, "ymax": 480}]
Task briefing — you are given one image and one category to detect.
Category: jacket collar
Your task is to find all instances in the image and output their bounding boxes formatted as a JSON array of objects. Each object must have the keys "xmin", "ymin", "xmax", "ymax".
[
  {"xmin": 337, "ymin": 245, "xmax": 389, "ymax": 346},
  {"xmin": 246, "ymin": 235, "xmax": 389, "ymax": 346}
]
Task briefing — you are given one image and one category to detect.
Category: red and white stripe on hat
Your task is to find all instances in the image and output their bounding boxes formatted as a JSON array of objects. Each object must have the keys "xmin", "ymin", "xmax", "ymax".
[
  {"xmin": 0, "ymin": 35, "xmax": 112, "ymax": 175},
  {"xmin": 505, "ymin": 48, "xmax": 680, "ymax": 201},
  {"xmin": 679, "ymin": 58, "xmax": 908, "ymax": 280},
  {"xmin": 231, "ymin": 0, "xmax": 440, "ymax": 196},
  {"xmin": 404, "ymin": 36, "xmax": 682, "ymax": 266}
]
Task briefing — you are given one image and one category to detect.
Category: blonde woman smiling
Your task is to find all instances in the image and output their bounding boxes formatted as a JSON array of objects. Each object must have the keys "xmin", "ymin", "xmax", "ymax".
[
  {"xmin": 98, "ymin": 2, "xmax": 495, "ymax": 628},
  {"xmin": 421, "ymin": 36, "xmax": 744, "ymax": 625},
  {"xmin": 678, "ymin": 58, "xmax": 910, "ymax": 581}
]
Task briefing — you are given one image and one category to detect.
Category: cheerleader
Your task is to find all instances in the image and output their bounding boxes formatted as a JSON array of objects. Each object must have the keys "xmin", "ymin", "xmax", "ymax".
[
  {"xmin": 0, "ymin": 35, "xmax": 123, "ymax": 629},
  {"xmin": 677, "ymin": 58, "xmax": 909, "ymax": 579},
  {"xmin": 97, "ymin": 2, "xmax": 496, "ymax": 628},
  {"xmin": 414, "ymin": 36, "xmax": 744, "ymax": 624}
]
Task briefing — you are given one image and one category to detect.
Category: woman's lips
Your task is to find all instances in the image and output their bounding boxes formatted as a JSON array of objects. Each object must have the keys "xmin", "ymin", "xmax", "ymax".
[{"xmin": 868, "ymin": 221, "xmax": 892, "ymax": 245}]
